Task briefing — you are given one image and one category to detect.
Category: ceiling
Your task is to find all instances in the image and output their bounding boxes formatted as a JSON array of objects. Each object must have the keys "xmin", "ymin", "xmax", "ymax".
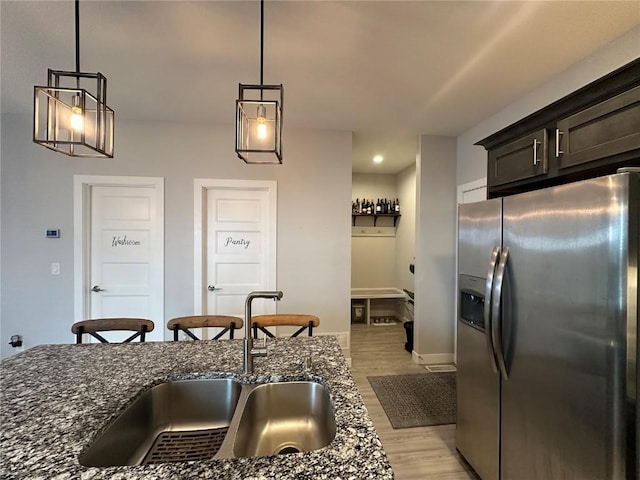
[{"xmin": 1, "ymin": 1, "xmax": 638, "ymax": 174}]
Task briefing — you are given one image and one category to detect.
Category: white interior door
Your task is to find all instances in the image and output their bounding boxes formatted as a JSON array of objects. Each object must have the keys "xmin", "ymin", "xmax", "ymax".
[
  {"xmin": 195, "ymin": 179, "xmax": 277, "ymax": 339},
  {"xmin": 74, "ymin": 176, "xmax": 164, "ymax": 343}
]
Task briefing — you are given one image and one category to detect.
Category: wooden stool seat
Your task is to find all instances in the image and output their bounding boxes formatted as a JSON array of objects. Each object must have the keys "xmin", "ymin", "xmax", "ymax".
[
  {"xmin": 251, "ymin": 314, "xmax": 319, "ymax": 338},
  {"xmin": 71, "ymin": 318, "xmax": 154, "ymax": 344},
  {"xmin": 167, "ymin": 315, "xmax": 243, "ymax": 341}
]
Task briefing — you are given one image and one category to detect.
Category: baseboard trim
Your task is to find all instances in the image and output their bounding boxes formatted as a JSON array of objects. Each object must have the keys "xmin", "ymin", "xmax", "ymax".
[{"xmin": 412, "ymin": 352, "xmax": 455, "ymax": 365}]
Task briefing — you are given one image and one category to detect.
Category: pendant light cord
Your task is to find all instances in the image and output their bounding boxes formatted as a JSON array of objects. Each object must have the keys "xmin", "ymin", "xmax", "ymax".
[
  {"xmin": 75, "ymin": 0, "xmax": 80, "ymax": 88},
  {"xmin": 258, "ymin": 0, "xmax": 264, "ymax": 102},
  {"xmin": 259, "ymin": 0, "xmax": 264, "ymax": 86}
]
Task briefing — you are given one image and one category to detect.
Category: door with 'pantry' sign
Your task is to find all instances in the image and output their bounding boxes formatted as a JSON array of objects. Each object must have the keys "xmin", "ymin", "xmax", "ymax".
[{"xmin": 200, "ymin": 180, "xmax": 277, "ymax": 339}]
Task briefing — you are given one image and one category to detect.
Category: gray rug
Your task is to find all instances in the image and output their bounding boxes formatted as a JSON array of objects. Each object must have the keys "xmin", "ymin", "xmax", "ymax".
[{"xmin": 367, "ymin": 372, "xmax": 456, "ymax": 429}]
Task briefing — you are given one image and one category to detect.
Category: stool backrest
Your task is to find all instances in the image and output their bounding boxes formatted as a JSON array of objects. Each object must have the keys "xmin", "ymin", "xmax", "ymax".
[
  {"xmin": 167, "ymin": 315, "xmax": 244, "ymax": 341},
  {"xmin": 71, "ymin": 318, "xmax": 155, "ymax": 344},
  {"xmin": 251, "ymin": 314, "xmax": 319, "ymax": 339}
]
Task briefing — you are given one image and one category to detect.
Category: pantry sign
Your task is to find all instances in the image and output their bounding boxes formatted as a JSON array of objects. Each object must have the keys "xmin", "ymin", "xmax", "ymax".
[{"xmin": 217, "ymin": 232, "xmax": 259, "ymax": 253}]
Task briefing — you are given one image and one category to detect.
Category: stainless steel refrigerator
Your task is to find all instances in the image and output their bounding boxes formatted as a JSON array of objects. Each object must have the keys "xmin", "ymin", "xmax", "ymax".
[{"xmin": 456, "ymin": 170, "xmax": 638, "ymax": 480}]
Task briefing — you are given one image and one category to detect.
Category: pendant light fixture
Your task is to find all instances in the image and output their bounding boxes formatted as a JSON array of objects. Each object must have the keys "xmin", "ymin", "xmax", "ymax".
[
  {"xmin": 236, "ymin": 0, "xmax": 283, "ymax": 164},
  {"xmin": 33, "ymin": 0, "xmax": 114, "ymax": 158}
]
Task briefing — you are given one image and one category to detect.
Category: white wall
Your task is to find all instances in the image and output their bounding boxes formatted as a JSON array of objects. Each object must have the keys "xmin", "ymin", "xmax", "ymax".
[
  {"xmin": 395, "ymin": 164, "xmax": 416, "ymax": 296},
  {"xmin": 351, "ymin": 173, "xmax": 397, "ymax": 288},
  {"xmin": 0, "ymin": 114, "xmax": 352, "ymax": 358},
  {"xmin": 457, "ymin": 26, "xmax": 640, "ymax": 187},
  {"xmin": 415, "ymin": 135, "xmax": 457, "ymax": 364},
  {"xmin": 352, "ymin": 173, "xmax": 397, "ymax": 202}
]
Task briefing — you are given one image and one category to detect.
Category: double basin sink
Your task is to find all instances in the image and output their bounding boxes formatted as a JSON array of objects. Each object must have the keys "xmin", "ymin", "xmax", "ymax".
[{"xmin": 79, "ymin": 378, "xmax": 336, "ymax": 466}]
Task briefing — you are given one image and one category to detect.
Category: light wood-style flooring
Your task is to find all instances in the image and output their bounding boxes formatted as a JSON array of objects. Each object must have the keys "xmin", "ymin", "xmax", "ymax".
[{"xmin": 350, "ymin": 322, "xmax": 480, "ymax": 480}]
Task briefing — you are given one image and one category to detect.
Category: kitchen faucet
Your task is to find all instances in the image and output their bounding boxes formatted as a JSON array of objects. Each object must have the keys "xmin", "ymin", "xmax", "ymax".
[{"xmin": 244, "ymin": 290, "xmax": 283, "ymax": 374}]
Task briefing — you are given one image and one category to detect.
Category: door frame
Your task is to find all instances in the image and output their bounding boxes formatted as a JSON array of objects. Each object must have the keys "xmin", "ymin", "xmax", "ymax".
[
  {"xmin": 454, "ymin": 177, "xmax": 487, "ymax": 364},
  {"xmin": 73, "ymin": 175, "xmax": 165, "ymax": 324},
  {"xmin": 193, "ymin": 179, "xmax": 277, "ymax": 315}
]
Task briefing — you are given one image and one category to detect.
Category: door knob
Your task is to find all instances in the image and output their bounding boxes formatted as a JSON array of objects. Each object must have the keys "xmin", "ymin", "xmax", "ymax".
[
  {"xmin": 91, "ymin": 285, "xmax": 105, "ymax": 292},
  {"xmin": 208, "ymin": 285, "xmax": 217, "ymax": 292}
]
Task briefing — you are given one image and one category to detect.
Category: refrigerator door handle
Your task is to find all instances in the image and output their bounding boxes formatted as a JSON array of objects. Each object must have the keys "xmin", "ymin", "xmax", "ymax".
[
  {"xmin": 492, "ymin": 246, "xmax": 510, "ymax": 380},
  {"xmin": 483, "ymin": 245, "xmax": 501, "ymax": 373}
]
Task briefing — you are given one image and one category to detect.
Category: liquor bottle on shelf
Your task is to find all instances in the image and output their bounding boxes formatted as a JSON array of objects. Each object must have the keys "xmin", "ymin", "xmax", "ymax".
[{"xmin": 352, "ymin": 197, "xmax": 402, "ymax": 215}]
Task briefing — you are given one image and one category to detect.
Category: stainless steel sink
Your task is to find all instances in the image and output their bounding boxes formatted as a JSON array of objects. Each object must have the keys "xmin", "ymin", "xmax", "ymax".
[
  {"xmin": 79, "ymin": 378, "xmax": 242, "ymax": 466},
  {"xmin": 232, "ymin": 381, "xmax": 336, "ymax": 457},
  {"xmin": 79, "ymin": 378, "xmax": 336, "ymax": 467},
  {"xmin": 78, "ymin": 379, "xmax": 336, "ymax": 467}
]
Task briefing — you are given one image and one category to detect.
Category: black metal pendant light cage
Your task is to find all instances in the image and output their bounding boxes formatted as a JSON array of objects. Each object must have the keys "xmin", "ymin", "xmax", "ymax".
[
  {"xmin": 236, "ymin": 0, "xmax": 283, "ymax": 164},
  {"xmin": 33, "ymin": 0, "xmax": 114, "ymax": 158}
]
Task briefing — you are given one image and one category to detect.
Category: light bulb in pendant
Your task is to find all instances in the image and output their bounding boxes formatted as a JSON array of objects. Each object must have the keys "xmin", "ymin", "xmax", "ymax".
[
  {"xmin": 256, "ymin": 104, "xmax": 267, "ymax": 140},
  {"xmin": 70, "ymin": 97, "xmax": 84, "ymax": 132}
]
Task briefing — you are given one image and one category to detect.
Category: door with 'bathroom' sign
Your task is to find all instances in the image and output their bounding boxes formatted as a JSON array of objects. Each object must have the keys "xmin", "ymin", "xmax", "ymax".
[{"xmin": 88, "ymin": 182, "xmax": 164, "ymax": 342}]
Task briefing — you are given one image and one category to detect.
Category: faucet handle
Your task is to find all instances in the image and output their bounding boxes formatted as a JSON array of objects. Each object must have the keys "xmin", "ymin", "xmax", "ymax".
[
  {"xmin": 303, "ymin": 356, "xmax": 312, "ymax": 372},
  {"xmin": 251, "ymin": 336, "xmax": 268, "ymax": 357}
]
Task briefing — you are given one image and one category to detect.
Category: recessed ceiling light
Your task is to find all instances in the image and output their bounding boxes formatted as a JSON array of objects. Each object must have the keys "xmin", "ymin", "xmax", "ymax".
[{"xmin": 373, "ymin": 155, "xmax": 384, "ymax": 164}]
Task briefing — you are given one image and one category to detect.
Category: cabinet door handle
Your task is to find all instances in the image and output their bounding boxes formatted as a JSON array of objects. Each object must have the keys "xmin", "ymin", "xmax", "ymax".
[
  {"xmin": 532, "ymin": 139, "xmax": 541, "ymax": 166},
  {"xmin": 555, "ymin": 128, "xmax": 564, "ymax": 158}
]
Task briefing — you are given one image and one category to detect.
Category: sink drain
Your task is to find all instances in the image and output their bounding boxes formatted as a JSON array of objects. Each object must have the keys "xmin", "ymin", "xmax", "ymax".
[
  {"xmin": 275, "ymin": 444, "xmax": 303, "ymax": 455},
  {"xmin": 143, "ymin": 428, "xmax": 229, "ymax": 464}
]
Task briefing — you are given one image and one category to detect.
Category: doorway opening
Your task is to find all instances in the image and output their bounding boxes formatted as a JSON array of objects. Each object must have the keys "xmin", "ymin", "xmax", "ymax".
[{"xmin": 350, "ymin": 165, "xmax": 416, "ymax": 357}]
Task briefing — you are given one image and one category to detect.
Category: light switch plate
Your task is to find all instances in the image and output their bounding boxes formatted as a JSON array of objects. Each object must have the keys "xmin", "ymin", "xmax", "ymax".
[{"xmin": 51, "ymin": 263, "xmax": 60, "ymax": 275}]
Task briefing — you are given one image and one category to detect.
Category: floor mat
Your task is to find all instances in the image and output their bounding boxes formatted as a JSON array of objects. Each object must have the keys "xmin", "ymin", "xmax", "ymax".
[{"xmin": 367, "ymin": 372, "xmax": 456, "ymax": 429}]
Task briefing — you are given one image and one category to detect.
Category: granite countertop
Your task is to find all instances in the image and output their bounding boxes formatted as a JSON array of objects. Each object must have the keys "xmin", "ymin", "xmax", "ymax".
[{"xmin": 0, "ymin": 336, "xmax": 394, "ymax": 479}]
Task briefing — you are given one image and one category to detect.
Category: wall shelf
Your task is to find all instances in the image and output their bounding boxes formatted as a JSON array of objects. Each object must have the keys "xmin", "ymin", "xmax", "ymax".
[{"xmin": 352, "ymin": 213, "xmax": 401, "ymax": 227}]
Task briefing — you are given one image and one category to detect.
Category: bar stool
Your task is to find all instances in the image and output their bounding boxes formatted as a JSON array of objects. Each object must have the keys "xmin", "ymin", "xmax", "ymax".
[
  {"xmin": 251, "ymin": 314, "xmax": 319, "ymax": 339},
  {"xmin": 71, "ymin": 318, "xmax": 154, "ymax": 344},
  {"xmin": 167, "ymin": 315, "xmax": 244, "ymax": 341}
]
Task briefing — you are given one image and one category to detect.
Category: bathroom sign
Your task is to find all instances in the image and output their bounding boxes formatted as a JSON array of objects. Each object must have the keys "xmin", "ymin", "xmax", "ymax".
[
  {"xmin": 111, "ymin": 235, "xmax": 142, "ymax": 247},
  {"xmin": 101, "ymin": 230, "xmax": 151, "ymax": 264}
]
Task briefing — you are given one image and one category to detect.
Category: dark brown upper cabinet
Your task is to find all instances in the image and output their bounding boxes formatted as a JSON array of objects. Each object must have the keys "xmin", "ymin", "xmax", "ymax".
[
  {"xmin": 478, "ymin": 58, "xmax": 640, "ymax": 198},
  {"xmin": 488, "ymin": 129, "xmax": 548, "ymax": 187},
  {"xmin": 556, "ymin": 86, "xmax": 640, "ymax": 170}
]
